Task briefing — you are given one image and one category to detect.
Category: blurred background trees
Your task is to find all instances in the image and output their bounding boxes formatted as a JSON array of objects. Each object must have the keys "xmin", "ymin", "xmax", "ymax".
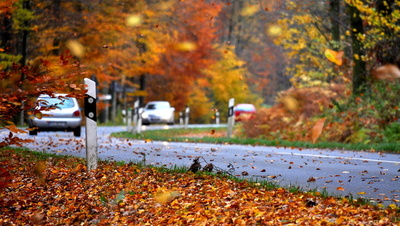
[{"xmin": 1, "ymin": 0, "xmax": 399, "ymax": 143}]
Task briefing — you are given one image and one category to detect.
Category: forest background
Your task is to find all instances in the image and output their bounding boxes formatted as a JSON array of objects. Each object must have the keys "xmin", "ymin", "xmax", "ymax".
[{"xmin": 1, "ymin": 0, "xmax": 400, "ymax": 145}]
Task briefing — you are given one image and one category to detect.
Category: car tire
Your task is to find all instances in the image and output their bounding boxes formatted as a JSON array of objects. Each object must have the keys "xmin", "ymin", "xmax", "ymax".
[
  {"xmin": 29, "ymin": 128, "xmax": 38, "ymax": 136},
  {"xmin": 73, "ymin": 127, "xmax": 81, "ymax": 137}
]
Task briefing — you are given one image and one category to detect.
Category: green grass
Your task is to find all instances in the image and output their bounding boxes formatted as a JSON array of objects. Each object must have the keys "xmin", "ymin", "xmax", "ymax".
[{"xmin": 111, "ymin": 127, "xmax": 400, "ymax": 153}]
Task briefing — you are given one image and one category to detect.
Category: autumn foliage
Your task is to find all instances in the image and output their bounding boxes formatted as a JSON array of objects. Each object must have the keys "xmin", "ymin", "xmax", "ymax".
[
  {"xmin": 240, "ymin": 85, "xmax": 346, "ymax": 142},
  {"xmin": 1, "ymin": 148, "xmax": 398, "ymax": 225},
  {"xmin": 240, "ymin": 80, "xmax": 400, "ymax": 144},
  {"xmin": 0, "ymin": 54, "xmax": 86, "ymax": 147}
]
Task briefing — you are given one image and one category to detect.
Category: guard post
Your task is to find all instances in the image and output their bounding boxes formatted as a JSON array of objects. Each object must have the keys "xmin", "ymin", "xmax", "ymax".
[
  {"xmin": 127, "ymin": 108, "xmax": 132, "ymax": 132},
  {"xmin": 84, "ymin": 78, "xmax": 98, "ymax": 171},
  {"xmin": 132, "ymin": 100, "xmax": 139, "ymax": 134},
  {"xmin": 227, "ymin": 98, "xmax": 235, "ymax": 137},
  {"xmin": 179, "ymin": 112, "xmax": 183, "ymax": 125},
  {"xmin": 136, "ymin": 107, "xmax": 143, "ymax": 134},
  {"xmin": 216, "ymin": 111, "xmax": 220, "ymax": 125},
  {"xmin": 184, "ymin": 107, "xmax": 190, "ymax": 129}
]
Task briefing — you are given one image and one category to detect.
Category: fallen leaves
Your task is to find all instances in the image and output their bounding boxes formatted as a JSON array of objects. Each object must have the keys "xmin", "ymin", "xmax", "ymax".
[{"xmin": 1, "ymin": 148, "xmax": 399, "ymax": 225}]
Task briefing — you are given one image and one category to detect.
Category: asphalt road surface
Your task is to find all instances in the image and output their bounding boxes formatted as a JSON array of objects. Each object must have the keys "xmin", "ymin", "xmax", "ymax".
[{"xmin": 3, "ymin": 125, "xmax": 400, "ymax": 206}]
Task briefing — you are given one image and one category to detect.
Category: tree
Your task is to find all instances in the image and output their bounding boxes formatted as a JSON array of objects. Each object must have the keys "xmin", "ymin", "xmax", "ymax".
[
  {"xmin": 346, "ymin": 1, "xmax": 367, "ymax": 95},
  {"xmin": 203, "ymin": 45, "xmax": 263, "ymax": 120},
  {"xmin": 216, "ymin": 0, "xmax": 289, "ymax": 105}
]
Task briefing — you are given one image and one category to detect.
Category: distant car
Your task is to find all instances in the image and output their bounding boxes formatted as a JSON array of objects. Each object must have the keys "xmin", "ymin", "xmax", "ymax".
[
  {"xmin": 141, "ymin": 101, "xmax": 175, "ymax": 125},
  {"xmin": 27, "ymin": 94, "xmax": 82, "ymax": 136},
  {"xmin": 234, "ymin": 103, "xmax": 256, "ymax": 122}
]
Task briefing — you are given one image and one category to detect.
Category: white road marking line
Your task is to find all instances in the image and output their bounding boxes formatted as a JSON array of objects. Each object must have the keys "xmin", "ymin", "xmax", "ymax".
[{"xmin": 275, "ymin": 152, "xmax": 400, "ymax": 164}]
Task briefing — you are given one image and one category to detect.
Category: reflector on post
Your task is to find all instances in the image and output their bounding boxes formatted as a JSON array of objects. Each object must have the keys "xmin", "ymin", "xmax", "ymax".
[{"xmin": 84, "ymin": 78, "xmax": 98, "ymax": 171}]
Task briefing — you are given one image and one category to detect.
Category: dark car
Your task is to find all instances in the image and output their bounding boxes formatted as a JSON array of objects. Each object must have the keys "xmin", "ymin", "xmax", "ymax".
[{"xmin": 234, "ymin": 103, "xmax": 256, "ymax": 122}]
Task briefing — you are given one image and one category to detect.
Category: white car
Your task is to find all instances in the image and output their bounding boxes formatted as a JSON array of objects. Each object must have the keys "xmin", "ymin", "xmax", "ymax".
[
  {"xmin": 141, "ymin": 101, "xmax": 175, "ymax": 125},
  {"xmin": 27, "ymin": 94, "xmax": 82, "ymax": 136}
]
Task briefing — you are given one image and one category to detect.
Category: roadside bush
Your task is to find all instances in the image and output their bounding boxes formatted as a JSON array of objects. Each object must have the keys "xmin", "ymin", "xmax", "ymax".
[
  {"xmin": 324, "ymin": 80, "xmax": 400, "ymax": 143},
  {"xmin": 240, "ymin": 80, "xmax": 400, "ymax": 145},
  {"xmin": 382, "ymin": 122, "xmax": 400, "ymax": 142},
  {"xmin": 240, "ymin": 84, "xmax": 345, "ymax": 142}
]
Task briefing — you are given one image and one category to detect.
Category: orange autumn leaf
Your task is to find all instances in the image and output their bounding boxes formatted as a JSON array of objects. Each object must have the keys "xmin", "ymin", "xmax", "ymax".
[
  {"xmin": 5, "ymin": 125, "xmax": 26, "ymax": 134},
  {"xmin": 324, "ymin": 49, "xmax": 344, "ymax": 65},
  {"xmin": 336, "ymin": 187, "xmax": 345, "ymax": 191},
  {"xmin": 311, "ymin": 117, "xmax": 326, "ymax": 144}
]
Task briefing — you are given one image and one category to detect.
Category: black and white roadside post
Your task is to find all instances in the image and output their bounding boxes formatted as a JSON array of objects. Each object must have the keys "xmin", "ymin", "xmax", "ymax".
[
  {"xmin": 127, "ymin": 108, "xmax": 132, "ymax": 132},
  {"xmin": 132, "ymin": 100, "xmax": 139, "ymax": 134},
  {"xmin": 215, "ymin": 111, "xmax": 220, "ymax": 125},
  {"xmin": 227, "ymin": 98, "xmax": 235, "ymax": 137},
  {"xmin": 84, "ymin": 78, "xmax": 98, "ymax": 171},
  {"xmin": 179, "ymin": 112, "xmax": 184, "ymax": 125},
  {"xmin": 184, "ymin": 107, "xmax": 190, "ymax": 129},
  {"xmin": 136, "ymin": 107, "xmax": 143, "ymax": 134}
]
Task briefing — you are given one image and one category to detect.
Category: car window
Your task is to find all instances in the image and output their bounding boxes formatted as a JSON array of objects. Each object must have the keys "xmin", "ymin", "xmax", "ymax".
[
  {"xmin": 236, "ymin": 105, "xmax": 255, "ymax": 111},
  {"xmin": 146, "ymin": 104, "xmax": 158, "ymax": 109},
  {"xmin": 39, "ymin": 97, "xmax": 75, "ymax": 109},
  {"xmin": 146, "ymin": 103, "xmax": 169, "ymax": 109}
]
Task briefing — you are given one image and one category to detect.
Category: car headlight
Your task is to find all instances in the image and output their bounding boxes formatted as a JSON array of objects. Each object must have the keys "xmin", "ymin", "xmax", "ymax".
[{"xmin": 142, "ymin": 112, "xmax": 149, "ymax": 119}]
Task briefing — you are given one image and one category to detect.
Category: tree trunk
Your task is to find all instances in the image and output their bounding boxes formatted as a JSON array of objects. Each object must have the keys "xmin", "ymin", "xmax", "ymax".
[
  {"xmin": 20, "ymin": 0, "xmax": 31, "ymax": 66},
  {"xmin": 329, "ymin": 0, "xmax": 340, "ymax": 48},
  {"xmin": 347, "ymin": 3, "xmax": 367, "ymax": 95}
]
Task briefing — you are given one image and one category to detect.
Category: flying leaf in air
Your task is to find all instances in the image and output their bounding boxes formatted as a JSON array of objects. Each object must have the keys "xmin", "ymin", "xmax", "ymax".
[
  {"xmin": 311, "ymin": 117, "xmax": 326, "ymax": 144},
  {"xmin": 324, "ymin": 49, "xmax": 344, "ymax": 65},
  {"xmin": 154, "ymin": 190, "xmax": 181, "ymax": 203},
  {"xmin": 66, "ymin": 40, "xmax": 85, "ymax": 58},
  {"xmin": 280, "ymin": 95, "xmax": 299, "ymax": 112}
]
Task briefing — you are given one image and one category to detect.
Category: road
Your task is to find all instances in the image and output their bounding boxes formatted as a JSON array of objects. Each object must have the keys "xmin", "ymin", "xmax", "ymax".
[{"xmin": 2, "ymin": 125, "xmax": 400, "ymax": 205}]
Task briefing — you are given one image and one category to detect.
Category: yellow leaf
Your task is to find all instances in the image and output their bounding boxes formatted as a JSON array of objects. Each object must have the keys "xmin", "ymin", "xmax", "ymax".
[
  {"xmin": 154, "ymin": 190, "xmax": 180, "ymax": 203},
  {"xmin": 280, "ymin": 96, "xmax": 299, "ymax": 112},
  {"xmin": 66, "ymin": 40, "xmax": 85, "ymax": 58},
  {"xmin": 311, "ymin": 117, "xmax": 326, "ymax": 144},
  {"xmin": 175, "ymin": 41, "xmax": 197, "ymax": 51},
  {"xmin": 35, "ymin": 112, "xmax": 43, "ymax": 119},
  {"xmin": 267, "ymin": 25, "xmax": 282, "ymax": 36},
  {"xmin": 241, "ymin": 5, "xmax": 259, "ymax": 16},
  {"xmin": 357, "ymin": 191, "xmax": 366, "ymax": 195},
  {"xmin": 126, "ymin": 15, "xmax": 143, "ymax": 27},
  {"xmin": 336, "ymin": 217, "xmax": 345, "ymax": 224},
  {"xmin": 324, "ymin": 49, "xmax": 344, "ymax": 65},
  {"xmin": 388, "ymin": 204, "xmax": 397, "ymax": 209}
]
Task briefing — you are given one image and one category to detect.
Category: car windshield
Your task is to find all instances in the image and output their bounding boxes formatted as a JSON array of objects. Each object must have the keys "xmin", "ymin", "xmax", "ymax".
[
  {"xmin": 147, "ymin": 103, "xmax": 169, "ymax": 109},
  {"xmin": 236, "ymin": 105, "xmax": 254, "ymax": 111},
  {"xmin": 39, "ymin": 97, "xmax": 75, "ymax": 109}
]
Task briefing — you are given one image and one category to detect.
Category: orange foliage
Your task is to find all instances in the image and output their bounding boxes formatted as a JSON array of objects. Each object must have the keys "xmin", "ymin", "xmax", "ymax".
[
  {"xmin": 146, "ymin": 1, "xmax": 222, "ymax": 111},
  {"xmin": 0, "ymin": 54, "xmax": 87, "ymax": 147}
]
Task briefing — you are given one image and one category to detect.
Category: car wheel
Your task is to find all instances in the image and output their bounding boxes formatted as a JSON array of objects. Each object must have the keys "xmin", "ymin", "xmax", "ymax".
[
  {"xmin": 29, "ymin": 128, "xmax": 38, "ymax": 136},
  {"xmin": 167, "ymin": 122, "xmax": 174, "ymax": 125},
  {"xmin": 73, "ymin": 127, "xmax": 81, "ymax": 137}
]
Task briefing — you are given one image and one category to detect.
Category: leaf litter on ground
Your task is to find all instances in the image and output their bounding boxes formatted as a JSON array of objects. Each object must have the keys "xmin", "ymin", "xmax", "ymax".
[{"xmin": 0, "ymin": 148, "xmax": 399, "ymax": 225}]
